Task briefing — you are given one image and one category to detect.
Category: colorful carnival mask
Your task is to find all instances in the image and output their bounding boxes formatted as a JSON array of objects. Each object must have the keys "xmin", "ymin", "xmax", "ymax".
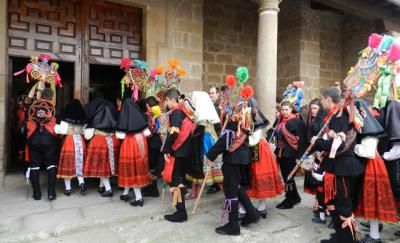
[
  {"xmin": 14, "ymin": 54, "xmax": 62, "ymax": 104},
  {"xmin": 219, "ymin": 66, "xmax": 254, "ymax": 133},
  {"xmin": 282, "ymin": 81, "xmax": 304, "ymax": 112},
  {"xmin": 120, "ymin": 58, "xmax": 150, "ymax": 101}
]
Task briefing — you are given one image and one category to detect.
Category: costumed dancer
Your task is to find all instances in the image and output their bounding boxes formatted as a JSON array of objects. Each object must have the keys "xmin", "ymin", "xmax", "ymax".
[
  {"xmin": 140, "ymin": 96, "xmax": 164, "ymax": 197},
  {"xmin": 116, "ymin": 99, "xmax": 151, "ymax": 206},
  {"xmin": 246, "ymin": 98, "xmax": 284, "ymax": 218},
  {"xmin": 303, "ymin": 98, "xmax": 328, "ymax": 224},
  {"xmin": 161, "ymin": 88, "xmax": 196, "ymax": 223},
  {"xmin": 273, "ymin": 100, "xmax": 306, "ymax": 209},
  {"xmin": 310, "ymin": 87, "xmax": 364, "ymax": 243},
  {"xmin": 186, "ymin": 91, "xmax": 223, "ymax": 199},
  {"xmin": 55, "ymin": 99, "xmax": 87, "ymax": 196},
  {"xmin": 282, "ymin": 81, "xmax": 304, "ymax": 113},
  {"xmin": 353, "ymin": 99, "xmax": 398, "ymax": 243},
  {"xmin": 206, "ymin": 67, "xmax": 260, "ymax": 236},
  {"xmin": 26, "ymin": 88, "xmax": 58, "ymax": 200},
  {"xmin": 84, "ymin": 94, "xmax": 120, "ymax": 197}
]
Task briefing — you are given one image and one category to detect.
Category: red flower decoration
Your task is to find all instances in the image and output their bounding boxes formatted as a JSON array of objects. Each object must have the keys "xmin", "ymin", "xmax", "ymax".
[
  {"xmin": 240, "ymin": 85, "xmax": 254, "ymax": 100},
  {"xmin": 39, "ymin": 54, "xmax": 51, "ymax": 61},
  {"xmin": 225, "ymin": 75, "xmax": 237, "ymax": 87},
  {"xmin": 120, "ymin": 58, "xmax": 132, "ymax": 69}
]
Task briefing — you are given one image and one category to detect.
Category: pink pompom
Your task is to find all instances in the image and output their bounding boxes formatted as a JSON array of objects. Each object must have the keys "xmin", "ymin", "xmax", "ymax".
[
  {"xmin": 368, "ymin": 33, "xmax": 383, "ymax": 48},
  {"xmin": 39, "ymin": 54, "xmax": 51, "ymax": 61},
  {"xmin": 387, "ymin": 44, "xmax": 400, "ymax": 62},
  {"xmin": 120, "ymin": 58, "xmax": 132, "ymax": 69},
  {"xmin": 150, "ymin": 70, "xmax": 157, "ymax": 78}
]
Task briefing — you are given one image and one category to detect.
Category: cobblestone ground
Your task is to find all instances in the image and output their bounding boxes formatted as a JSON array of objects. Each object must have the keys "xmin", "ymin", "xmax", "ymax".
[{"xmin": 0, "ymin": 174, "xmax": 399, "ymax": 243}]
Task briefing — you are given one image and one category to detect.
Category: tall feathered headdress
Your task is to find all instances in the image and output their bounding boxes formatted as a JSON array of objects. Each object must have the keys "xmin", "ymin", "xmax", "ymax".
[
  {"xmin": 120, "ymin": 58, "xmax": 150, "ymax": 101},
  {"xmin": 13, "ymin": 54, "xmax": 62, "ymax": 104},
  {"xmin": 282, "ymin": 81, "xmax": 304, "ymax": 112}
]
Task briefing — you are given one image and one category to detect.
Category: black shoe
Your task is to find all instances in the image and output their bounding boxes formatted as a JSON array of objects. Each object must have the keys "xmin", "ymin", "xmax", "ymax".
[
  {"xmin": 320, "ymin": 233, "xmax": 338, "ymax": 243},
  {"xmin": 207, "ymin": 185, "xmax": 220, "ymax": 194},
  {"xmin": 276, "ymin": 199, "xmax": 294, "ymax": 209},
  {"xmin": 80, "ymin": 183, "xmax": 87, "ymax": 195},
  {"xmin": 120, "ymin": 194, "xmax": 129, "ymax": 202},
  {"xmin": 359, "ymin": 235, "xmax": 382, "ymax": 243},
  {"xmin": 241, "ymin": 212, "xmax": 260, "ymax": 227},
  {"xmin": 101, "ymin": 190, "xmax": 113, "ymax": 197},
  {"xmin": 164, "ymin": 210, "xmax": 188, "ymax": 222},
  {"xmin": 98, "ymin": 186, "xmax": 105, "ymax": 194},
  {"xmin": 33, "ymin": 194, "xmax": 42, "ymax": 200},
  {"xmin": 142, "ymin": 182, "xmax": 160, "ymax": 198},
  {"xmin": 64, "ymin": 190, "xmax": 72, "ymax": 196},
  {"xmin": 238, "ymin": 213, "xmax": 246, "ymax": 220},
  {"xmin": 258, "ymin": 209, "xmax": 267, "ymax": 219},
  {"xmin": 215, "ymin": 221, "xmax": 240, "ymax": 236},
  {"xmin": 394, "ymin": 230, "xmax": 400, "ymax": 237},
  {"xmin": 276, "ymin": 199, "xmax": 288, "ymax": 208},
  {"xmin": 130, "ymin": 199, "xmax": 144, "ymax": 207},
  {"xmin": 313, "ymin": 210, "xmax": 319, "ymax": 218},
  {"xmin": 48, "ymin": 194, "xmax": 57, "ymax": 201},
  {"xmin": 312, "ymin": 217, "xmax": 326, "ymax": 224},
  {"xmin": 360, "ymin": 221, "xmax": 383, "ymax": 232}
]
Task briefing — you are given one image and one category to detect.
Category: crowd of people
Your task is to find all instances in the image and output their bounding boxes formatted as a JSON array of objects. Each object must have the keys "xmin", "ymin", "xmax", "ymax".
[{"xmin": 14, "ymin": 32, "xmax": 400, "ymax": 243}]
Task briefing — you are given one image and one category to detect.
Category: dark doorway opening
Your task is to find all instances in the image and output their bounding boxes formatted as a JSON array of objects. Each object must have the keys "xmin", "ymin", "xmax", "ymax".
[
  {"xmin": 7, "ymin": 57, "xmax": 74, "ymax": 172},
  {"xmin": 89, "ymin": 64, "xmax": 124, "ymax": 104}
]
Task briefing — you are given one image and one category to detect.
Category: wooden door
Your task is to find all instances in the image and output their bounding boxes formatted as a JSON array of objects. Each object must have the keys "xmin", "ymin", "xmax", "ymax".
[{"xmin": 7, "ymin": 0, "xmax": 143, "ymax": 103}]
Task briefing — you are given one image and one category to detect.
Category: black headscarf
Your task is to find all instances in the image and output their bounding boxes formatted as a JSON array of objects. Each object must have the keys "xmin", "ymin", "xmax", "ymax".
[
  {"xmin": 355, "ymin": 99, "xmax": 384, "ymax": 137},
  {"xmin": 248, "ymin": 98, "xmax": 269, "ymax": 130},
  {"xmin": 86, "ymin": 100, "xmax": 118, "ymax": 131},
  {"xmin": 384, "ymin": 100, "xmax": 400, "ymax": 142},
  {"xmin": 61, "ymin": 99, "xmax": 86, "ymax": 125},
  {"xmin": 116, "ymin": 99, "xmax": 147, "ymax": 133}
]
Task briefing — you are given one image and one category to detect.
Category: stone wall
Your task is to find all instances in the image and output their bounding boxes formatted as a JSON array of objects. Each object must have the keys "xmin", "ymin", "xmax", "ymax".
[{"xmin": 202, "ymin": 0, "xmax": 258, "ymax": 90}]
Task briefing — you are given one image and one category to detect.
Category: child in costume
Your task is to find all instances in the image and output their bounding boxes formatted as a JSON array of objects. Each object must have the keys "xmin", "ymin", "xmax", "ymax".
[
  {"xmin": 161, "ymin": 88, "xmax": 196, "ymax": 223},
  {"xmin": 84, "ymin": 95, "xmax": 120, "ymax": 197},
  {"xmin": 26, "ymin": 88, "xmax": 58, "ymax": 200},
  {"xmin": 116, "ymin": 99, "xmax": 151, "ymax": 206},
  {"xmin": 55, "ymin": 99, "xmax": 87, "ymax": 196}
]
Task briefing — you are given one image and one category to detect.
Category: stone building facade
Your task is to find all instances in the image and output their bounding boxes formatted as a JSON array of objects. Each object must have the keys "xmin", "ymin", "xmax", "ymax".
[{"xmin": 1, "ymin": 0, "xmax": 400, "ymax": 183}]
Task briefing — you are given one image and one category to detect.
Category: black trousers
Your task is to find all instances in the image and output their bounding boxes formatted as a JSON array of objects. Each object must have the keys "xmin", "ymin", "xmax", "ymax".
[
  {"xmin": 149, "ymin": 148, "xmax": 165, "ymax": 176},
  {"xmin": 171, "ymin": 157, "xmax": 187, "ymax": 187},
  {"xmin": 222, "ymin": 163, "xmax": 243, "ymax": 199},
  {"xmin": 278, "ymin": 157, "xmax": 296, "ymax": 184},
  {"xmin": 28, "ymin": 143, "xmax": 58, "ymax": 167}
]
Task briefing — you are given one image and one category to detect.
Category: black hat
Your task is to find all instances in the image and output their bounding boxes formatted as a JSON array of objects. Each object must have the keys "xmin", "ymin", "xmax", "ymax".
[
  {"xmin": 248, "ymin": 98, "xmax": 270, "ymax": 130},
  {"xmin": 62, "ymin": 99, "xmax": 86, "ymax": 125},
  {"xmin": 117, "ymin": 99, "xmax": 147, "ymax": 133},
  {"xmin": 86, "ymin": 100, "xmax": 118, "ymax": 131},
  {"xmin": 385, "ymin": 100, "xmax": 400, "ymax": 142}
]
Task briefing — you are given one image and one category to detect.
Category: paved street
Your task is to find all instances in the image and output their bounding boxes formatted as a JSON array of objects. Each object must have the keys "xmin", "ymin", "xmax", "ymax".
[{"xmin": 0, "ymin": 174, "xmax": 399, "ymax": 243}]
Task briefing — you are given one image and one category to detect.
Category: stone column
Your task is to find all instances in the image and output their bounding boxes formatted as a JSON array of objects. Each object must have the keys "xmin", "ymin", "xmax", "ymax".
[
  {"xmin": 255, "ymin": 0, "xmax": 281, "ymax": 123},
  {"xmin": 0, "ymin": 0, "xmax": 7, "ymax": 186}
]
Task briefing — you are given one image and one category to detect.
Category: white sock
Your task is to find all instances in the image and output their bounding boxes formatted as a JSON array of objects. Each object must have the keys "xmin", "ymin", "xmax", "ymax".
[
  {"xmin": 77, "ymin": 176, "xmax": 85, "ymax": 185},
  {"xmin": 319, "ymin": 211, "xmax": 326, "ymax": 221},
  {"xmin": 99, "ymin": 179, "xmax": 104, "ymax": 187},
  {"xmin": 133, "ymin": 187, "xmax": 142, "ymax": 201},
  {"xmin": 64, "ymin": 178, "xmax": 72, "ymax": 190},
  {"xmin": 369, "ymin": 220, "xmax": 380, "ymax": 240},
  {"xmin": 123, "ymin": 187, "xmax": 130, "ymax": 195},
  {"xmin": 239, "ymin": 203, "xmax": 246, "ymax": 214},
  {"xmin": 257, "ymin": 200, "xmax": 267, "ymax": 211},
  {"xmin": 101, "ymin": 178, "xmax": 111, "ymax": 191}
]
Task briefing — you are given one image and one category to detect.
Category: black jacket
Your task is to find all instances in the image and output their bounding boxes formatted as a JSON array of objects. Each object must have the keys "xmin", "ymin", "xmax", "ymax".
[
  {"xmin": 312, "ymin": 111, "xmax": 363, "ymax": 176},
  {"xmin": 274, "ymin": 118, "xmax": 307, "ymax": 159},
  {"xmin": 162, "ymin": 109, "xmax": 192, "ymax": 158}
]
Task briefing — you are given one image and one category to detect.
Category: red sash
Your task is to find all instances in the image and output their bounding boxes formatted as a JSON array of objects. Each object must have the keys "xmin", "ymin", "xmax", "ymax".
[
  {"xmin": 170, "ymin": 110, "xmax": 195, "ymax": 151},
  {"xmin": 26, "ymin": 118, "xmax": 56, "ymax": 139}
]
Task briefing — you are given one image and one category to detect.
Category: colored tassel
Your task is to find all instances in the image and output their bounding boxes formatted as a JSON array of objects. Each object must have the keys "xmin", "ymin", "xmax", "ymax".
[
  {"xmin": 177, "ymin": 68, "xmax": 186, "ymax": 77},
  {"xmin": 134, "ymin": 60, "xmax": 148, "ymax": 70},
  {"xmin": 155, "ymin": 65, "xmax": 165, "ymax": 74},
  {"xmin": 168, "ymin": 60, "xmax": 180, "ymax": 70},
  {"xmin": 120, "ymin": 58, "xmax": 132, "ymax": 69},
  {"xmin": 387, "ymin": 44, "xmax": 400, "ymax": 62},
  {"xmin": 39, "ymin": 54, "xmax": 51, "ymax": 61},
  {"xmin": 378, "ymin": 35, "xmax": 394, "ymax": 52},
  {"xmin": 240, "ymin": 85, "xmax": 254, "ymax": 100},
  {"xmin": 368, "ymin": 33, "xmax": 383, "ymax": 49}
]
